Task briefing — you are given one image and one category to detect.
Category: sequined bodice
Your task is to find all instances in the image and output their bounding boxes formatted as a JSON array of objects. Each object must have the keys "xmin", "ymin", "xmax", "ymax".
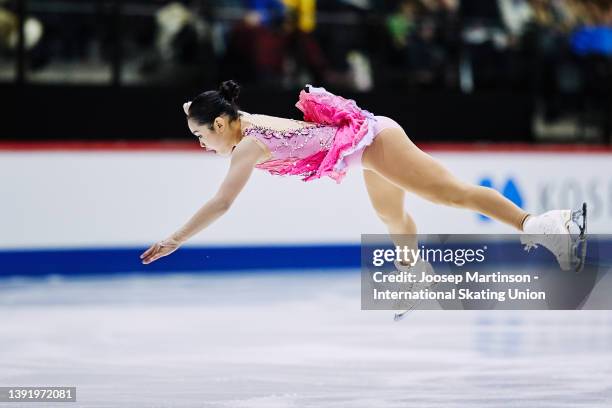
[{"xmin": 240, "ymin": 112, "xmax": 338, "ymax": 162}]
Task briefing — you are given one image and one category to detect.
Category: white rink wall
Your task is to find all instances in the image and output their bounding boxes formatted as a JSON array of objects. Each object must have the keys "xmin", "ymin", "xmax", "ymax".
[{"xmin": 1, "ymin": 148, "xmax": 611, "ymax": 249}]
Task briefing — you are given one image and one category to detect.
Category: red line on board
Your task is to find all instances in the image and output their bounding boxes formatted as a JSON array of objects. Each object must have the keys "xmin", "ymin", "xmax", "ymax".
[{"xmin": 0, "ymin": 140, "xmax": 611, "ymax": 154}]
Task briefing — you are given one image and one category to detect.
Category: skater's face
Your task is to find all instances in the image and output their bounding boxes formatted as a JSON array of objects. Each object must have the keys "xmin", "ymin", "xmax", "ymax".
[{"xmin": 188, "ymin": 116, "xmax": 236, "ymax": 156}]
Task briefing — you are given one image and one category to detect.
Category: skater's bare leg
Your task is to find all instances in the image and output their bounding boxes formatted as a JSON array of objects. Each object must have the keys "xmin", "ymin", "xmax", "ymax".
[
  {"xmin": 362, "ymin": 128, "xmax": 530, "ymax": 231},
  {"xmin": 363, "ymin": 169, "xmax": 418, "ymax": 265}
]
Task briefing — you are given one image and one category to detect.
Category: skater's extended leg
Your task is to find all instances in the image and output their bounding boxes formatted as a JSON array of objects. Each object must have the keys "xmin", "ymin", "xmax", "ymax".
[
  {"xmin": 363, "ymin": 169, "xmax": 418, "ymax": 265},
  {"xmin": 362, "ymin": 129, "xmax": 530, "ymax": 231}
]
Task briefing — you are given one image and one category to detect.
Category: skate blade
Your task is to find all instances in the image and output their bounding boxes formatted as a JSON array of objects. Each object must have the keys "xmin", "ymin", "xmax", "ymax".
[
  {"xmin": 569, "ymin": 202, "xmax": 587, "ymax": 239},
  {"xmin": 393, "ymin": 296, "xmax": 428, "ymax": 321},
  {"xmin": 393, "ymin": 282, "xmax": 438, "ymax": 322},
  {"xmin": 394, "ymin": 311, "xmax": 409, "ymax": 321},
  {"xmin": 568, "ymin": 202, "xmax": 588, "ymax": 272},
  {"xmin": 393, "ymin": 299, "xmax": 421, "ymax": 321}
]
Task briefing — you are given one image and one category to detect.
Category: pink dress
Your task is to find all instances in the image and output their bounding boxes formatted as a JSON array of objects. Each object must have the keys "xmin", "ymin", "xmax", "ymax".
[{"xmin": 242, "ymin": 85, "xmax": 402, "ymax": 183}]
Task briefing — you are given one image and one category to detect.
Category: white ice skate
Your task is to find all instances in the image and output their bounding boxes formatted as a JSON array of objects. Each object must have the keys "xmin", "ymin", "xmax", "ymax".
[
  {"xmin": 520, "ymin": 202, "xmax": 588, "ymax": 272},
  {"xmin": 393, "ymin": 258, "xmax": 437, "ymax": 321}
]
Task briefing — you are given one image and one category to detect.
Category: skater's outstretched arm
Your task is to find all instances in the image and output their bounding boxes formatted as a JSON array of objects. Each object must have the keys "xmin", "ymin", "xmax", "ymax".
[{"xmin": 140, "ymin": 137, "xmax": 265, "ymax": 265}]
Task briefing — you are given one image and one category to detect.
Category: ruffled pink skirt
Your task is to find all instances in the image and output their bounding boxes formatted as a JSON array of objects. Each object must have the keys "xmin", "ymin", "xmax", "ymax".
[{"xmin": 261, "ymin": 85, "xmax": 405, "ymax": 183}]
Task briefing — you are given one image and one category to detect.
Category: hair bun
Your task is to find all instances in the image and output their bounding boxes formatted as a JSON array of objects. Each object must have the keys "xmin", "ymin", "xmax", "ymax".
[{"xmin": 218, "ymin": 80, "xmax": 241, "ymax": 105}]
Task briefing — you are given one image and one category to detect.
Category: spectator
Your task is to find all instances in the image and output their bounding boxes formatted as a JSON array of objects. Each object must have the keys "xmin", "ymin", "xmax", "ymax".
[
  {"xmin": 245, "ymin": 0, "xmax": 286, "ymax": 27},
  {"xmin": 384, "ymin": 0, "xmax": 450, "ymax": 87},
  {"xmin": 386, "ymin": 0, "xmax": 418, "ymax": 50},
  {"xmin": 421, "ymin": 0, "xmax": 461, "ymax": 86},
  {"xmin": 0, "ymin": 2, "xmax": 43, "ymax": 52},
  {"xmin": 222, "ymin": 0, "xmax": 335, "ymax": 88},
  {"xmin": 136, "ymin": 2, "xmax": 216, "ymax": 85},
  {"xmin": 570, "ymin": 0, "xmax": 612, "ymax": 56},
  {"xmin": 498, "ymin": 0, "xmax": 533, "ymax": 37},
  {"xmin": 282, "ymin": 0, "xmax": 316, "ymax": 33}
]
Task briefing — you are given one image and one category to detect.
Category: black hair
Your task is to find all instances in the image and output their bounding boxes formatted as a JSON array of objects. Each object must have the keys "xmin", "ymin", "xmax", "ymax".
[{"xmin": 187, "ymin": 80, "xmax": 241, "ymax": 130}]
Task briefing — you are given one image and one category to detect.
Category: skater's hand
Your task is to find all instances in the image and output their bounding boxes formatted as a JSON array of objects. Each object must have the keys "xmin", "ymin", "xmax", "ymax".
[{"xmin": 140, "ymin": 237, "xmax": 182, "ymax": 265}]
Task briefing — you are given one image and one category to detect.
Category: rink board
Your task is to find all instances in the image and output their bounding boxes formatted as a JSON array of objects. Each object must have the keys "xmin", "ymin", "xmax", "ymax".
[{"xmin": 1, "ymin": 143, "xmax": 611, "ymax": 275}]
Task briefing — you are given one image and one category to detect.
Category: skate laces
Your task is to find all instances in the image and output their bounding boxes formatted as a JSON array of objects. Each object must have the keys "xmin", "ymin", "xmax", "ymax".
[
  {"xmin": 521, "ymin": 212, "xmax": 565, "ymax": 253},
  {"xmin": 520, "ymin": 206, "xmax": 587, "ymax": 272}
]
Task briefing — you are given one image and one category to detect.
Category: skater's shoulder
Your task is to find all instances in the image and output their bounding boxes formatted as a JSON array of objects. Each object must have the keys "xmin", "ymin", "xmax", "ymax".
[{"xmin": 240, "ymin": 111, "xmax": 320, "ymax": 133}]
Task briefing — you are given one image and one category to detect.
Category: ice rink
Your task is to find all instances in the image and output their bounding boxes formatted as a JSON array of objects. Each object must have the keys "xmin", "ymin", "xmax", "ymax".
[{"xmin": 1, "ymin": 270, "xmax": 611, "ymax": 407}]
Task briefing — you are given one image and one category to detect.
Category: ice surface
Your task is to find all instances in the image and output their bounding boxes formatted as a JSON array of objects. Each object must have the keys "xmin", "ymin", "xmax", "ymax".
[{"xmin": 0, "ymin": 270, "xmax": 611, "ymax": 407}]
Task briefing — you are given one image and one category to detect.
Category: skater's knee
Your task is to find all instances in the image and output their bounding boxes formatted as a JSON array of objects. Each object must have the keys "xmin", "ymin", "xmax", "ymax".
[{"xmin": 375, "ymin": 208, "xmax": 405, "ymax": 227}]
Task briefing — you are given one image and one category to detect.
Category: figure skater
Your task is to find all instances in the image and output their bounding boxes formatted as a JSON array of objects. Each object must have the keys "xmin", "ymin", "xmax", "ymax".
[{"xmin": 139, "ymin": 80, "xmax": 587, "ymax": 274}]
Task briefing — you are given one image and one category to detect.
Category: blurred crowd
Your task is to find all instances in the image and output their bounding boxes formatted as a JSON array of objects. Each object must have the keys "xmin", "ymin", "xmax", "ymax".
[
  {"xmin": 1, "ymin": 0, "xmax": 612, "ymax": 94},
  {"xmin": 381, "ymin": 0, "xmax": 612, "ymax": 93}
]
